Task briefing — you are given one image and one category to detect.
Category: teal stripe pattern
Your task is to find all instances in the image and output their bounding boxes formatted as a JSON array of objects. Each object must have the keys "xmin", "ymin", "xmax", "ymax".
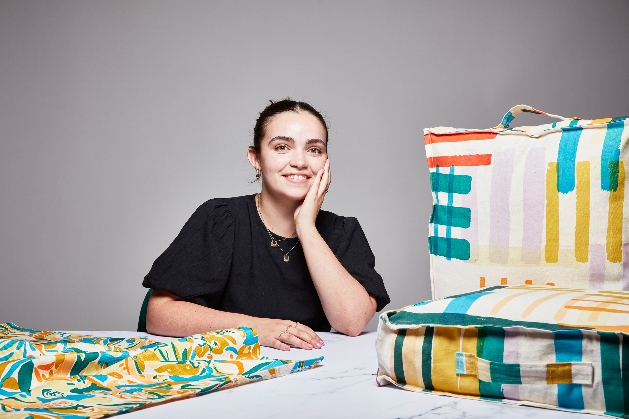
[
  {"xmin": 477, "ymin": 326, "xmax": 505, "ymax": 399},
  {"xmin": 393, "ymin": 330, "xmax": 407, "ymax": 385},
  {"xmin": 601, "ymin": 121, "xmax": 625, "ymax": 192},
  {"xmin": 431, "ymin": 205, "xmax": 471, "ymax": 228},
  {"xmin": 554, "ymin": 330, "xmax": 584, "ymax": 410},
  {"xmin": 428, "ymin": 236, "xmax": 470, "ymax": 261},
  {"xmin": 386, "ymin": 311, "xmax": 583, "ymax": 332},
  {"xmin": 622, "ymin": 335, "xmax": 629, "ymax": 417},
  {"xmin": 486, "ymin": 359, "xmax": 522, "ymax": 385},
  {"xmin": 598, "ymin": 332, "xmax": 623, "ymax": 417},
  {"xmin": 430, "ymin": 172, "xmax": 472, "ymax": 194},
  {"xmin": 421, "ymin": 327, "xmax": 434, "ymax": 391}
]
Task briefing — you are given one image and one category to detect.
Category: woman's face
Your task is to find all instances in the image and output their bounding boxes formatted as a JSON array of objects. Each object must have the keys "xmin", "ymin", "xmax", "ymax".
[{"xmin": 249, "ymin": 111, "xmax": 328, "ymax": 203}]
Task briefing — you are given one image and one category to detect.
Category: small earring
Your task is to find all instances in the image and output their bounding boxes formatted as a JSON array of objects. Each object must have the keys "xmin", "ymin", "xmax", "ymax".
[{"xmin": 255, "ymin": 169, "xmax": 261, "ymax": 180}]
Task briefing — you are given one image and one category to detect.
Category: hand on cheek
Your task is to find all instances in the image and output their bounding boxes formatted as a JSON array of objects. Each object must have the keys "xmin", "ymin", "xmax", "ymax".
[{"xmin": 294, "ymin": 159, "xmax": 330, "ymax": 234}]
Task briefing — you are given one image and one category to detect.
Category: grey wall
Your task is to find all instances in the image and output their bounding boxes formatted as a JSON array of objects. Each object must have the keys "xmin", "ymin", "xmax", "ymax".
[{"xmin": 1, "ymin": 0, "xmax": 628, "ymax": 332}]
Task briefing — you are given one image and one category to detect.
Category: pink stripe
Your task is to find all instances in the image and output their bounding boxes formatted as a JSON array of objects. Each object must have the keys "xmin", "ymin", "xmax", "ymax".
[
  {"xmin": 521, "ymin": 148, "xmax": 545, "ymax": 264},
  {"xmin": 489, "ymin": 149, "xmax": 515, "ymax": 264},
  {"xmin": 622, "ymin": 243, "xmax": 629, "ymax": 291},
  {"xmin": 590, "ymin": 244, "xmax": 606, "ymax": 289},
  {"xmin": 502, "ymin": 328, "xmax": 520, "ymax": 401}
]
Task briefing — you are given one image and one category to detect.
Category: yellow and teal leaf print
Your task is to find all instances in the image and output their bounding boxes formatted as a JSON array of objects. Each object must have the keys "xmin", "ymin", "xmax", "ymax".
[{"xmin": 0, "ymin": 323, "xmax": 322, "ymax": 418}]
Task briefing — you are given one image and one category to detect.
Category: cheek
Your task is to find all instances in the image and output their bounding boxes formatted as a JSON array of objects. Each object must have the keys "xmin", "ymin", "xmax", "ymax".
[
  {"xmin": 260, "ymin": 154, "xmax": 288, "ymax": 172},
  {"xmin": 310, "ymin": 159, "xmax": 326, "ymax": 173}
]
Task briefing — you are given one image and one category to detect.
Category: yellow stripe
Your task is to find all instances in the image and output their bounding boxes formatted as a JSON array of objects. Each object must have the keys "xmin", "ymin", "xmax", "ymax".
[
  {"xmin": 431, "ymin": 326, "xmax": 461, "ymax": 394},
  {"xmin": 591, "ymin": 118, "xmax": 613, "ymax": 125},
  {"xmin": 458, "ymin": 328, "xmax": 480, "ymax": 396},
  {"xmin": 546, "ymin": 162, "xmax": 560, "ymax": 263},
  {"xmin": 402, "ymin": 328, "xmax": 421, "ymax": 389},
  {"xmin": 575, "ymin": 161, "xmax": 590, "ymax": 262},
  {"xmin": 607, "ymin": 161, "xmax": 625, "ymax": 263}
]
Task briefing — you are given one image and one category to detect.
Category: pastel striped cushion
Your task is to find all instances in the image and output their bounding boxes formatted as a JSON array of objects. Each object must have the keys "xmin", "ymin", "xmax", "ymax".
[
  {"xmin": 424, "ymin": 106, "xmax": 629, "ymax": 299},
  {"xmin": 376, "ymin": 285, "xmax": 629, "ymax": 417}
]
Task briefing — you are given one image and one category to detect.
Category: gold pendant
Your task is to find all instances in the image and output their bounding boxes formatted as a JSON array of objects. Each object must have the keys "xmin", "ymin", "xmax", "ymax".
[
  {"xmin": 284, "ymin": 254, "xmax": 290, "ymax": 262},
  {"xmin": 271, "ymin": 239, "xmax": 279, "ymax": 248}
]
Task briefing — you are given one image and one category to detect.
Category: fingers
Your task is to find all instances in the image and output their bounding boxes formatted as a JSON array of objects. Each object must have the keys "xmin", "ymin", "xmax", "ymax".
[
  {"xmin": 276, "ymin": 322, "xmax": 325, "ymax": 350},
  {"xmin": 286, "ymin": 324, "xmax": 325, "ymax": 349},
  {"xmin": 317, "ymin": 159, "xmax": 330, "ymax": 197},
  {"xmin": 307, "ymin": 164, "xmax": 324, "ymax": 201}
]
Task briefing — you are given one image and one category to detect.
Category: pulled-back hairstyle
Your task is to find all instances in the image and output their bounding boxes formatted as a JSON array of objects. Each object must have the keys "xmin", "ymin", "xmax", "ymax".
[{"xmin": 251, "ymin": 98, "xmax": 328, "ymax": 154}]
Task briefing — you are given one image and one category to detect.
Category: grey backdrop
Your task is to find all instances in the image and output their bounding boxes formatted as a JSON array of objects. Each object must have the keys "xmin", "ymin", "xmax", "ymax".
[{"xmin": 1, "ymin": 0, "xmax": 628, "ymax": 332}]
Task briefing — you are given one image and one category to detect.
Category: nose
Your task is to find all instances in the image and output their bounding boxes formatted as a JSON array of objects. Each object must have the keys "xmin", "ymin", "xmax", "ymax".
[{"xmin": 290, "ymin": 149, "xmax": 308, "ymax": 169}]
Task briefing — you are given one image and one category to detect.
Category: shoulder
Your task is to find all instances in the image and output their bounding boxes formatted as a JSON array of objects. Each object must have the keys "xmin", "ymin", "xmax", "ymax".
[
  {"xmin": 185, "ymin": 195, "xmax": 254, "ymax": 234},
  {"xmin": 195, "ymin": 194, "xmax": 253, "ymax": 218},
  {"xmin": 316, "ymin": 210, "xmax": 362, "ymax": 243}
]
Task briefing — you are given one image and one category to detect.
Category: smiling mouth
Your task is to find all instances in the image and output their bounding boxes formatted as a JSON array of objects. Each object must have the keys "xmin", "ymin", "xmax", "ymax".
[{"xmin": 284, "ymin": 174, "xmax": 310, "ymax": 183}]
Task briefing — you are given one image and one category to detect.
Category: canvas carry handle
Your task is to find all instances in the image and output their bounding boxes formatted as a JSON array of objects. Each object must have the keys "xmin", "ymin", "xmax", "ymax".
[
  {"xmin": 455, "ymin": 352, "xmax": 593, "ymax": 385},
  {"xmin": 497, "ymin": 105, "xmax": 572, "ymax": 129}
]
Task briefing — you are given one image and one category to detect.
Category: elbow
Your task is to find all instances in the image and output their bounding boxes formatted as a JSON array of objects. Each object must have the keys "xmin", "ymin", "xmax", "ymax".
[
  {"xmin": 333, "ymin": 319, "xmax": 367, "ymax": 337},
  {"xmin": 145, "ymin": 306, "xmax": 160, "ymax": 335},
  {"xmin": 344, "ymin": 325, "xmax": 364, "ymax": 337}
]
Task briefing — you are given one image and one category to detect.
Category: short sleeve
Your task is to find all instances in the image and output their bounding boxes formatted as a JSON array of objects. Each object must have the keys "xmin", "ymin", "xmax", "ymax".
[
  {"xmin": 142, "ymin": 200, "xmax": 234, "ymax": 307},
  {"xmin": 325, "ymin": 217, "xmax": 390, "ymax": 312}
]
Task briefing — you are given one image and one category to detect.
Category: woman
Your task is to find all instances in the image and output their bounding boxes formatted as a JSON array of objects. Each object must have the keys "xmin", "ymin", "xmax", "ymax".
[{"xmin": 142, "ymin": 99, "xmax": 390, "ymax": 351}]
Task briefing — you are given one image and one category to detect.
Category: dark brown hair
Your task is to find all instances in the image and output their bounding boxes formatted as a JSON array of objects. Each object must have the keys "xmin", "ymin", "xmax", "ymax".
[{"xmin": 251, "ymin": 98, "xmax": 328, "ymax": 154}]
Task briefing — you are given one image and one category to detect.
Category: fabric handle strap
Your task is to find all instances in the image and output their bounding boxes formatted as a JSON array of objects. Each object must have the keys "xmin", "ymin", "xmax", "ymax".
[
  {"xmin": 455, "ymin": 352, "xmax": 593, "ymax": 385},
  {"xmin": 496, "ymin": 105, "xmax": 573, "ymax": 129}
]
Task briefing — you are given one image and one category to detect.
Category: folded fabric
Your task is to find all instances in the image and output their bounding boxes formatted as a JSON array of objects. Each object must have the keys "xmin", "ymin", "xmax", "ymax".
[
  {"xmin": 376, "ymin": 285, "xmax": 629, "ymax": 417},
  {"xmin": 0, "ymin": 323, "xmax": 322, "ymax": 418}
]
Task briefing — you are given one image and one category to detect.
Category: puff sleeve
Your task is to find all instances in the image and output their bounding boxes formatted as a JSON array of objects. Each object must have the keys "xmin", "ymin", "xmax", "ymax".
[
  {"xmin": 142, "ymin": 200, "xmax": 234, "ymax": 308},
  {"xmin": 325, "ymin": 216, "xmax": 390, "ymax": 312}
]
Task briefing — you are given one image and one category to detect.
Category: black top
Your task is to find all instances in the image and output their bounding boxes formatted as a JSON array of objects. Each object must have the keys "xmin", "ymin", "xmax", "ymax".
[{"xmin": 143, "ymin": 194, "xmax": 390, "ymax": 332}]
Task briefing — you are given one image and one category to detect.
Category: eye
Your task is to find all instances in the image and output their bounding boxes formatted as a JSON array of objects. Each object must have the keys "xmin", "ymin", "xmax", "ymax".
[
  {"xmin": 274, "ymin": 144, "xmax": 289, "ymax": 152},
  {"xmin": 308, "ymin": 147, "xmax": 323, "ymax": 154}
]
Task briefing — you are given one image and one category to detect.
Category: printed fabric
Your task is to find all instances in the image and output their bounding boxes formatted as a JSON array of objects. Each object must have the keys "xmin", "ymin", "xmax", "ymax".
[
  {"xmin": 376, "ymin": 285, "xmax": 629, "ymax": 417},
  {"xmin": 424, "ymin": 105, "xmax": 629, "ymax": 299},
  {"xmin": 0, "ymin": 323, "xmax": 322, "ymax": 418}
]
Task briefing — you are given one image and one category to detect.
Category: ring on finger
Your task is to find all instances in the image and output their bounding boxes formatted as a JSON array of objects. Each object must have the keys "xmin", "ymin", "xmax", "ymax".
[{"xmin": 278, "ymin": 331, "xmax": 286, "ymax": 339}]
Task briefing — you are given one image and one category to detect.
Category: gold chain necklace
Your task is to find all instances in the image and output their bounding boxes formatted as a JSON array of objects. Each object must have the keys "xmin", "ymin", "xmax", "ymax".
[{"xmin": 255, "ymin": 194, "xmax": 300, "ymax": 262}]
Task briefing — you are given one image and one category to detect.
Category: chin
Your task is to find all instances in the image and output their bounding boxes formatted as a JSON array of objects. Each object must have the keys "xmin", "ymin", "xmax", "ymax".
[{"xmin": 278, "ymin": 187, "xmax": 309, "ymax": 202}]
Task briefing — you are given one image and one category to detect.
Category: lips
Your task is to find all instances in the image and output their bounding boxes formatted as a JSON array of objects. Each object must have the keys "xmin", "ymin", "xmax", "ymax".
[{"xmin": 283, "ymin": 174, "xmax": 311, "ymax": 183}]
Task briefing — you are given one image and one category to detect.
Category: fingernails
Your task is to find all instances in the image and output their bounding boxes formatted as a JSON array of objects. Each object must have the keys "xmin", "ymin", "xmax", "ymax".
[
  {"xmin": 284, "ymin": 345, "xmax": 290, "ymax": 351},
  {"xmin": 320, "ymin": 340, "xmax": 325, "ymax": 346},
  {"xmin": 306, "ymin": 344, "xmax": 313, "ymax": 349}
]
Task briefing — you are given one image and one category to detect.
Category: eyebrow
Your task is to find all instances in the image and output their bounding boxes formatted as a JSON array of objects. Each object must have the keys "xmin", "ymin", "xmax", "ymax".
[{"xmin": 268, "ymin": 136, "xmax": 326, "ymax": 147}]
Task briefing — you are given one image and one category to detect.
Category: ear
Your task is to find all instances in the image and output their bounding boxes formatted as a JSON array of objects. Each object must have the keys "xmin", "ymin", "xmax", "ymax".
[{"xmin": 247, "ymin": 147, "xmax": 260, "ymax": 170}]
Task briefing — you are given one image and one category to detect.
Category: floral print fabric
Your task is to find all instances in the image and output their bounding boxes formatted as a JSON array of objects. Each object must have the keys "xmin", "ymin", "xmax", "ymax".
[{"xmin": 0, "ymin": 323, "xmax": 322, "ymax": 418}]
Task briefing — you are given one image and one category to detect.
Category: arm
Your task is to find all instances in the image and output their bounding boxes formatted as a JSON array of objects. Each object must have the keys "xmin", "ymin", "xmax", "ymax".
[
  {"xmin": 295, "ymin": 159, "xmax": 377, "ymax": 336},
  {"xmin": 299, "ymin": 227, "xmax": 377, "ymax": 336},
  {"xmin": 146, "ymin": 290, "xmax": 324, "ymax": 350}
]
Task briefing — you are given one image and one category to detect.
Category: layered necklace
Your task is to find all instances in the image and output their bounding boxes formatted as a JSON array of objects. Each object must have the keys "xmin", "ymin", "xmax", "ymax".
[{"xmin": 255, "ymin": 194, "xmax": 300, "ymax": 262}]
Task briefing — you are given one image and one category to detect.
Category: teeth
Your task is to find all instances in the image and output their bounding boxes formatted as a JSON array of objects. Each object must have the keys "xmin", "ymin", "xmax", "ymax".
[{"xmin": 287, "ymin": 175, "xmax": 307, "ymax": 180}]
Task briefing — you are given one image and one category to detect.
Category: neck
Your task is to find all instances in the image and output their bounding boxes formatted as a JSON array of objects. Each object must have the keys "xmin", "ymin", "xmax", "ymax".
[{"xmin": 257, "ymin": 190, "xmax": 299, "ymax": 238}]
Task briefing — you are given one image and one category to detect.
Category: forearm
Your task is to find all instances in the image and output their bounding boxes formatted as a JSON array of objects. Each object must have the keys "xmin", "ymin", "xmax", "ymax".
[
  {"xmin": 299, "ymin": 226, "xmax": 376, "ymax": 336},
  {"xmin": 146, "ymin": 290, "xmax": 253, "ymax": 337}
]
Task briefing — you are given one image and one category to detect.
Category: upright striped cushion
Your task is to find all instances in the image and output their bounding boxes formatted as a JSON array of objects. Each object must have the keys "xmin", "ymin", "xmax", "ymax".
[
  {"xmin": 424, "ymin": 106, "xmax": 629, "ymax": 299},
  {"xmin": 376, "ymin": 286, "xmax": 629, "ymax": 417}
]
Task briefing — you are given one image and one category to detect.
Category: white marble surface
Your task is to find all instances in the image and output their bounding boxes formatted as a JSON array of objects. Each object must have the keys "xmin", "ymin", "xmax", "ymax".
[{"xmin": 75, "ymin": 331, "xmax": 593, "ymax": 419}]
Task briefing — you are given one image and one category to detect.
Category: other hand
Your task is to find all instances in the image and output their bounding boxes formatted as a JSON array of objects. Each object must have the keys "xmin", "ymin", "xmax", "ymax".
[{"xmin": 248, "ymin": 317, "xmax": 325, "ymax": 351}]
